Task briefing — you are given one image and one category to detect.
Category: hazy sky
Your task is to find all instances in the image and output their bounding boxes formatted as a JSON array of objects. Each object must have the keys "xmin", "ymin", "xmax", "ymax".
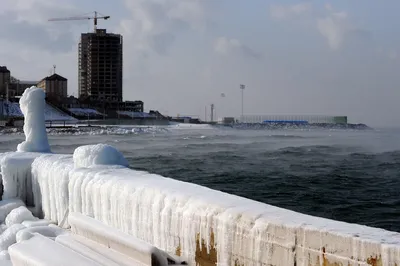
[{"xmin": 1, "ymin": 0, "xmax": 400, "ymax": 126}]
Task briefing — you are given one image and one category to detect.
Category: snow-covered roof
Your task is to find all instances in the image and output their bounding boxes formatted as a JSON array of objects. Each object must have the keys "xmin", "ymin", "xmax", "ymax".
[{"xmin": 40, "ymin": 74, "xmax": 67, "ymax": 82}]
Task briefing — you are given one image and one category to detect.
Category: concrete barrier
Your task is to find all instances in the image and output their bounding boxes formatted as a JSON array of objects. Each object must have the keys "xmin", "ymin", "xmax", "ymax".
[
  {"xmin": 6, "ymin": 212, "xmax": 184, "ymax": 265},
  {"xmin": 56, "ymin": 234, "xmax": 140, "ymax": 266},
  {"xmin": 9, "ymin": 234, "xmax": 100, "ymax": 265},
  {"xmin": 68, "ymin": 212, "xmax": 184, "ymax": 266},
  {"xmin": 1, "ymin": 152, "xmax": 400, "ymax": 265}
]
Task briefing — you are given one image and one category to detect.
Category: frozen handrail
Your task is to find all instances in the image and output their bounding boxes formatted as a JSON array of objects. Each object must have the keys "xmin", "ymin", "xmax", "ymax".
[{"xmin": 68, "ymin": 213, "xmax": 187, "ymax": 265}]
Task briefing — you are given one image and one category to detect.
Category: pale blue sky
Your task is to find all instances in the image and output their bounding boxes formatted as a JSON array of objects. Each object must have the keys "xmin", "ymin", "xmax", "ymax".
[{"xmin": 1, "ymin": 0, "xmax": 400, "ymax": 126}]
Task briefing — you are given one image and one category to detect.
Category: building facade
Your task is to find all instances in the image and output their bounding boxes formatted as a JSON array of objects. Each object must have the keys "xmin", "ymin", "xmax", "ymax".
[
  {"xmin": 37, "ymin": 73, "xmax": 68, "ymax": 99},
  {"xmin": 10, "ymin": 80, "xmax": 39, "ymax": 96},
  {"xmin": 0, "ymin": 66, "xmax": 11, "ymax": 98},
  {"xmin": 78, "ymin": 29, "xmax": 123, "ymax": 102}
]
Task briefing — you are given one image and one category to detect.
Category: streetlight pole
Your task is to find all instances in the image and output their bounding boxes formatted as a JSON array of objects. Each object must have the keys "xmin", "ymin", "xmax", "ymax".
[
  {"xmin": 240, "ymin": 84, "xmax": 245, "ymax": 121},
  {"xmin": 6, "ymin": 82, "xmax": 8, "ymax": 103},
  {"xmin": 210, "ymin": 104, "xmax": 214, "ymax": 122},
  {"xmin": 220, "ymin": 93, "xmax": 225, "ymax": 120}
]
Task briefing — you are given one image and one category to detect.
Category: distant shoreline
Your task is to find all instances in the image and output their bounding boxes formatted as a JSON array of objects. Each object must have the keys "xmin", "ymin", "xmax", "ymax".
[{"xmin": 218, "ymin": 122, "xmax": 371, "ymax": 130}]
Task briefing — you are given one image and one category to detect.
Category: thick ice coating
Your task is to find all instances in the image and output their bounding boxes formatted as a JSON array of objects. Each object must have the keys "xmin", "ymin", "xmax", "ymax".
[
  {"xmin": 0, "ymin": 250, "xmax": 10, "ymax": 261},
  {"xmin": 17, "ymin": 86, "xmax": 51, "ymax": 153},
  {"xmin": 15, "ymin": 226, "xmax": 67, "ymax": 243},
  {"xmin": 1, "ymin": 144, "xmax": 399, "ymax": 264},
  {"xmin": 5, "ymin": 206, "xmax": 35, "ymax": 227},
  {"xmin": 73, "ymin": 144, "xmax": 129, "ymax": 168},
  {"xmin": 0, "ymin": 199, "xmax": 24, "ymax": 223},
  {"xmin": 0, "ymin": 224, "xmax": 25, "ymax": 251}
]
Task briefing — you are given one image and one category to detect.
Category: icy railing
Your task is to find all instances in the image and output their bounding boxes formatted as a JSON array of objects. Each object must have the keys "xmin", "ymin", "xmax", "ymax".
[
  {"xmin": 0, "ymin": 87, "xmax": 400, "ymax": 265},
  {"xmin": 3, "ymin": 149, "xmax": 400, "ymax": 265},
  {"xmin": 7, "ymin": 212, "xmax": 184, "ymax": 265}
]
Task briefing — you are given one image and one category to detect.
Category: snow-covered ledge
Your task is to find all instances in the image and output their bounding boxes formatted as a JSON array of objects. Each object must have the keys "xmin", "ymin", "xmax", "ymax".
[
  {"xmin": 0, "ymin": 87, "xmax": 399, "ymax": 265},
  {"xmin": 2, "ymin": 152, "xmax": 400, "ymax": 265}
]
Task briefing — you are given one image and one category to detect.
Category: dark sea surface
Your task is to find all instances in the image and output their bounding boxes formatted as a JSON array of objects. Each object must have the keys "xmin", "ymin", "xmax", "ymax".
[{"xmin": 1, "ymin": 124, "xmax": 399, "ymax": 232}]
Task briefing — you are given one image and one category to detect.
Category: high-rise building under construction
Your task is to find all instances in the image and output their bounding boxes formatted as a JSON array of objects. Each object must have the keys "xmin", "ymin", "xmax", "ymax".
[{"xmin": 78, "ymin": 29, "xmax": 123, "ymax": 102}]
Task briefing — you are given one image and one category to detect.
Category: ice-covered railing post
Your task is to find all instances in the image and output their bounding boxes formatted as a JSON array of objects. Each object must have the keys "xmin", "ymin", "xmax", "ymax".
[
  {"xmin": 17, "ymin": 86, "xmax": 51, "ymax": 153},
  {"xmin": 73, "ymin": 144, "xmax": 129, "ymax": 168}
]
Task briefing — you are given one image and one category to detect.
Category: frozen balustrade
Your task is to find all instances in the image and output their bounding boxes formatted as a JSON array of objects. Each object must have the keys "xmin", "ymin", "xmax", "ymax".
[{"xmin": 0, "ymin": 147, "xmax": 398, "ymax": 265}]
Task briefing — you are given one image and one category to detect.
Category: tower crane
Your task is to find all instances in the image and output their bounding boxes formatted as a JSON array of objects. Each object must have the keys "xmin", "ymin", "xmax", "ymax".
[{"xmin": 48, "ymin": 11, "xmax": 110, "ymax": 32}]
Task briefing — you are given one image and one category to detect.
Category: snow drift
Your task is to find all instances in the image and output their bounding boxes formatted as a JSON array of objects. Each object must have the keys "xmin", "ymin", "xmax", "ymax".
[{"xmin": 73, "ymin": 144, "xmax": 129, "ymax": 168}]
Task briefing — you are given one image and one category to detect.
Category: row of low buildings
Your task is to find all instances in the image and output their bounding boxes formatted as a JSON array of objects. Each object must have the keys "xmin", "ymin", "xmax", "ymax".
[
  {"xmin": 0, "ymin": 66, "xmax": 59, "ymax": 98},
  {"xmin": 0, "ymin": 28, "xmax": 145, "ymax": 117}
]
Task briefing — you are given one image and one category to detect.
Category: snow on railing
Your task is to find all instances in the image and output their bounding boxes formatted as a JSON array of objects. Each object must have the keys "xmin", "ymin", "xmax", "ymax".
[{"xmin": 0, "ymin": 149, "xmax": 398, "ymax": 265}]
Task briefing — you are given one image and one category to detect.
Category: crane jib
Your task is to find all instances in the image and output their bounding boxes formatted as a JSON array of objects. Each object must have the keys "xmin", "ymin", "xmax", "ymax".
[{"xmin": 48, "ymin": 11, "xmax": 110, "ymax": 32}]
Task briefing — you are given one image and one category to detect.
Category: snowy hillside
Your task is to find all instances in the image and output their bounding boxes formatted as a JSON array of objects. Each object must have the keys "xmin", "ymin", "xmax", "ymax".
[
  {"xmin": 1, "ymin": 101, "xmax": 76, "ymax": 121},
  {"xmin": 44, "ymin": 104, "xmax": 76, "ymax": 121},
  {"xmin": 68, "ymin": 108, "xmax": 104, "ymax": 117},
  {"xmin": 117, "ymin": 111, "xmax": 154, "ymax": 118},
  {"xmin": 2, "ymin": 102, "xmax": 23, "ymax": 117}
]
